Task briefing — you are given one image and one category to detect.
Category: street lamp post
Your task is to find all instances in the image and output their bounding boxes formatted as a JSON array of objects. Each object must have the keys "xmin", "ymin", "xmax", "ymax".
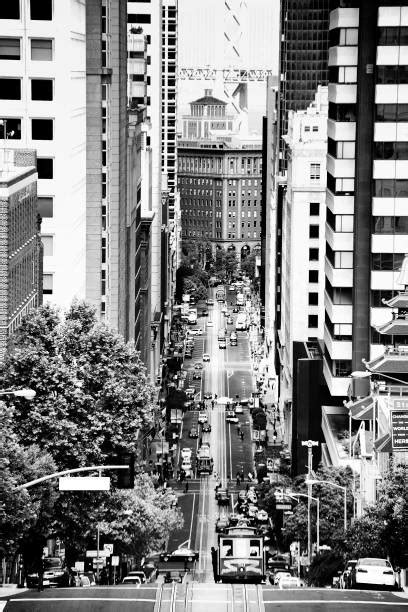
[
  {"xmin": 276, "ymin": 489, "xmax": 320, "ymax": 563},
  {"xmin": 305, "ymin": 478, "xmax": 347, "ymax": 532},
  {"xmin": 0, "ymin": 388, "xmax": 36, "ymax": 400},
  {"xmin": 301, "ymin": 440, "xmax": 319, "ymax": 563}
]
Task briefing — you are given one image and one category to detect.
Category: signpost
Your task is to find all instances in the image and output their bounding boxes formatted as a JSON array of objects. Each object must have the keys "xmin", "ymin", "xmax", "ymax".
[
  {"xmin": 391, "ymin": 410, "xmax": 408, "ymax": 450},
  {"xmin": 59, "ymin": 477, "xmax": 110, "ymax": 491},
  {"xmin": 276, "ymin": 503, "xmax": 292, "ymax": 511}
]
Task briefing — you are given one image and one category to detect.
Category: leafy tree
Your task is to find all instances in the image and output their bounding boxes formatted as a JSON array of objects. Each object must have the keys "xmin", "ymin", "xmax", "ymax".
[
  {"xmin": 0, "ymin": 402, "xmax": 57, "ymax": 574},
  {"xmin": 0, "ymin": 301, "xmax": 155, "ymax": 469},
  {"xmin": 241, "ymin": 252, "xmax": 256, "ymax": 278}
]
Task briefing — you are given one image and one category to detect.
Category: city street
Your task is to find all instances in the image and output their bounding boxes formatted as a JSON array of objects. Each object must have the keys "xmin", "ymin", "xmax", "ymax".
[
  {"xmin": 166, "ymin": 291, "xmax": 255, "ymax": 582},
  {"xmin": 3, "ymin": 585, "xmax": 408, "ymax": 612}
]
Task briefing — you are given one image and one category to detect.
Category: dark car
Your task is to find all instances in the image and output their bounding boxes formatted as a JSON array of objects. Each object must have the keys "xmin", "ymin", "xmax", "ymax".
[
  {"xmin": 201, "ymin": 309, "xmax": 209, "ymax": 316},
  {"xmin": 232, "ymin": 307, "xmax": 239, "ymax": 313},
  {"xmin": 202, "ymin": 422, "xmax": 211, "ymax": 432},
  {"xmin": 192, "ymin": 371, "xmax": 202, "ymax": 380},
  {"xmin": 206, "ymin": 299, "xmax": 214, "ymax": 306},
  {"xmin": 160, "ymin": 548, "xmax": 199, "ymax": 563},
  {"xmin": 185, "ymin": 350, "xmax": 193, "ymax": 359},
  {"xmin": 203, "ymin": 392, "xmax": 213, "ymax": 400},
  {"xmin": 189, "ymin": 427, "xmax": 199, "ymax": 438},
  {"xmin": 26, "ymin": 557, "xmax": 70, "ymax": 589},
  {"xmin": 216, "ymin": 488, "xmax": 230, "ymax": 506}
]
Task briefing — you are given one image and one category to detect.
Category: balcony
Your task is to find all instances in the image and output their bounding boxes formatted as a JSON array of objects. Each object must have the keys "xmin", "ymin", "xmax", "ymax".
[
  {"xmin": 326, "ymin": 223, "xmax": 353, "ymax": 252},
  {"xmin": 329, "ymin": 8, "xmax": 359, "ymax": 30},
  {"xmin": 325, "ymin": 290, "xmax": 352, "ymax": 323},
  {"xmin": 327, "ymin": 119, "xmax": 356, "ymax": 141},
  {"xmin": 325, "ymin": 257, "xmax": 353, "ymax": 287},
  {"xmin": 326, "ymin": 154, "xmax": 355, "ymax": 178},
  {"xmin": 372, "ymin": 233, "xmax": 408, "ymax": 253},
  {"xmin": 324, "ymin": 324, "xmax": 352, "ymax": 360},
  {"xmin": 323, "ymin": 356, "xmax": 351, "ymax": 397},
  {"xmin": 328, "ymin": 83, "xmax": 357, "ymax": 104},
  {"xmin": 326, "ymin": 189, "xmax": 354, "ymax": 215},
  {"xmin": 328, "ymin": 46, "xmax": 358, "ymax": 68}
]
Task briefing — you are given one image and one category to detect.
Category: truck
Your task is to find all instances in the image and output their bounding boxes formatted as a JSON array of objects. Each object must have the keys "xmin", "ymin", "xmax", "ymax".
[{"xmin": 235, "ymin": 312, "xmax": 248, "ymax": 331}]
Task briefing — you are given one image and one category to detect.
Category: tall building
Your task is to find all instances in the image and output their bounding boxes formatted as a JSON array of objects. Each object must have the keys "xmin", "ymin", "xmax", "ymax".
[
  {"xmin": 86, "ymin": 0, "xmax": 129, "ymax": 335},
  {"xmin": 278, "ymin": 87, "xmax": 328, "ymax": 430},
  {"xmin": 279, "ymin": 0, "xmax": 334, "ymax": 172},
  {"xmin": 0, "ymin": 148, "xmax": 41, "ymax": 359},
  {"xmin": 178, "ymin": 91, "xmax": 263, "ymax": 256},
  {"xmin": 0, "ymin": 0, "xmax": 86, "ymax": 307},
  {"xmin": 323, "ymin": 1, "xmax": 408, "ymax": 398}
]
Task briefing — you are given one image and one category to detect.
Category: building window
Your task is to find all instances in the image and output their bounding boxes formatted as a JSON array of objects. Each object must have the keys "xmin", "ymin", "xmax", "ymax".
[
  {"xmin": 309, "ymin": 248, "xmax": 319, "ymax": 261},
  {"xmin": 31, "ymin": 78, "xmax": 53, "ymax": 101},
  {"xmin": 0, "ymin": 2, "xmax": 20, "ymax": 19},
  {"xmin": 378, "ymin": 26, "xmax": 408, "ymax": 46},
  {"xmin": 32, "ymin": 118, "xmax": 53, "ymax": 140},
  {"xmin": 309, "ymin": 202, "xmax": 319, "ymax": 216},
  {"xmin": 310, "ymin": 163, "xmax": 320, "ymax": 181},
  {"xmin": 374, "ymin": 142, "xmax": 408, "ymax": 160},
  {"xmin": 327, "ymin": 173, "xmax": 355, "ymax": 195},
  {"xmin": 308, "ymin": 292, "xmax": 318, "ymax": 306},
  {"xmin": 43, "ymin": 273, "xmax": 53, "ymax": 295},
  {"xmin": 327, "ymin": 209, "xmax": 354, "ymax": 232},
  {"xmin": 128, "ymin": 13, "xmax": 151, "ymax": 23},
  {"xmin": 0, "ymin": 37, "xmax": 20, "ymax": 60},
  {"xmin": 31, "ymin": 38, "xmax": 53, "ymax": 61},
  {"xmin": 329, "ymin": 27, "xmax": 358, "ymax": 47},
  {"xmin": 373, "ymin": 216, "xmax": 408, "ymax": 234},
  {"xmin": 328, "ymin": 103, "xmax": 356, "ymax": 122},
  {"xmin": 37, "ymin": 196, "xmax": 53, "ymax": 218},
  {"xmin": 37, "ymin": 158, "xmax": 53, "ymax": 179},
  {"xmin": 41, "ymin": 235, "xmax": 53, "ymax": 256},
  {"xmin": 372, "ymin": 252, "xmax": 405, "ymax": 271},
  {"xmin": 376, "ymin": 65, "xmax": 408, "ymax": 85},
  {"xmin": 309, "ymin": 225, "xmax": 319, "ymax": 239},
  {"xmin": 308, "ymin": 315, "xmax": 318, "ymax": 328},
  {"xmin": 328, "ymin": 138, "xmax": 355, "ymax": 159},
  {"xmin": 0, "ymin": 118, "xmax": 21, "ymax": 139},
  {"xmin": 0, "ymin": 78, "xmax": 21, "ymax": 100},
  {"xmin": 30, "ymin": 0, "xmax": 52, "ymax": 20},
  {"xmin": 374, "ymin": 179, "xmax": 408, "ymax": 198},
  {"xmin": 309, "ymin": 270, "xmax": 318, "ymax": 283}
]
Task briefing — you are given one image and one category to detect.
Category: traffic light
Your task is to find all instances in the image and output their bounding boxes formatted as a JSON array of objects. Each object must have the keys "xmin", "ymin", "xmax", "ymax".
[{"xmin": 114, "ymin": 453, "xmax": 135, "ymax": 489}]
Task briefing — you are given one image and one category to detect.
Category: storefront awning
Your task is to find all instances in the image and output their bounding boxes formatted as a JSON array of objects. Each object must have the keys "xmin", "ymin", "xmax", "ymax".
[{"xmin": 348, "ymin": 396, "xmax": 374, "ymax": 420}]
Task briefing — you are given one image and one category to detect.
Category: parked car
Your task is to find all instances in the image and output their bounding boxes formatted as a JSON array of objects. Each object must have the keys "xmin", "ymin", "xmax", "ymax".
[
  {"xmin": 181, "ymin": 460, "xmax": 193, "ymax": 478},
  {"xmin": 203, "ymin": 392, "xmax": 213, "ymax": 399},
  {"xmin": 203, "ymin": 353, "xmax": 210, "ymax": 362},
  {"xmin": 26, "ymin": 557, "xmax": 70, "ymax": 589},
  {"xmin": 198, "ymin": 412, "xmax": 208, "ymax": 423},
  {"xmin": 194, "ymin": 362, "xmax": 204, "ymax": 370},
  {"xmin": 202, "ymin": 422, "xmax": 211, "ymax": 433},
  {"xmin": 226, "ymin": 413, "xmax": 238, "ymax": 423},
  {"xmin": 351, "ymin": 558, "xmax": 397, "ymax": 590},
  {"xmin": 185, "ymin": 387, "xmax": 196, "ymax": 399},
  {"xmin": 235, "ymin": 404, "xmax": 243, "ymax": 414},
  {"xmin": 122, "ymin": 576, "xmax": 142, "ymax": 586},
  {"xmin": 189, "ymin": 427, "xmax": 199, "ymax": 438},
  {"xmin": 227, "ymin": 317, "xmax": 234, "ymax": 325},
  {"xmin": 192, "ymin": 371, "xmax": 202, "ymax": 380},
  {"xmin": 201, "ymin": 309, "xmax": 209, "ymax": 316}
]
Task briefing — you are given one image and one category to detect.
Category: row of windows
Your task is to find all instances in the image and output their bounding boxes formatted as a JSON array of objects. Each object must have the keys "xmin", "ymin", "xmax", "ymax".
[
  {"xmin": 228, "ymin": 200, "xmax": 259, "ymax": 207},
  {"xmin": 0, "ymin": 37, "xmax": 53, "ymax": 61},
  {"xmin": 326, "ymin": 244, "xmax": 353, "ymax": 269},
  {"xmin": 328, "ymin": 138, "xmax": 355, "ymax": 159},
  {"xmin": 374, "ymin": 179, "xmax": 408, "ymax": 198},
  {"xmin": 0, "ymin": 117, "xmax": 53, "ymax": 140},
  {"xmin": 372, "ymin": 252, "xmax": 405, "ymax": 271},
  {"xmin": 325, "ymin": 313, "xmax": 352, "ymax": 341},
  {"xmin": 0, "ymin": 0, "xmax": 52, "ymax": 21},
  {"xmin": 326, "ymin": 209, "xmax": 354, "ymax": 233},
  {"xmin": 373, "ymin": 216, "xmax": 408, "ymax": 234},
  {"xmin": 374, "ymin": 141, "xmax": 408, "ymax": 160},
  {"xmin": 376, "ymin": 65, "xmax": 408, "ymax": 85},
  {"xmin": 324, "ymin": 348, "xmax": 352, "ymax": 378},
  {"xmin": 376, "ymin": 104, "xmax": 408, "ymax": 122},
  {"xmin": 0, "ymin": 77, "xmax": 53, "ymax": 101},
  {"xmin": 328, "ymin": 65, "xmax": 357, "ymax": 84}
]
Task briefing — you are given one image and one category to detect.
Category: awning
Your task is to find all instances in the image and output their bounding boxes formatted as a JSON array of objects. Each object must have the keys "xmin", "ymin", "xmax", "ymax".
[
  {"xmin": 374, "ymin": 432, "xmax": 392, "ymax": 453},
  {"xmin": 348, "ymin": 396, "xmax": 374, "ymax": 420}
]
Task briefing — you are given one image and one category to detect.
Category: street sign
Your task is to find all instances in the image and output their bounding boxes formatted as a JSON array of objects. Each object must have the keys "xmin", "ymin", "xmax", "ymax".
[
  {"xmin": 59, "ymin": 477, "xmax": 110, "ymax": 491},
  {"xmin": 75, "ymin": 561, "xmax": 84, "ymax": 572},
  {"xmin": 391, "ymin": 410, "xmax": 408, "ymax": 450},
  {"xmin": 103, "ymin": 544, "xmax": 114, "ymax": 556},
  {"xmin": 86, "ymin": 550, "xmax": 109, "ymax": 558},
  {"xmin": 276, "ymin": 503, "xmax": 292, "ymax": 511},
  {"xmin": 93, "ymin": 558, "xmax": 106, "ymax": 567},
  {"xmin": 111, "ymin": 556, "xmax": 120, "ymax": 567}
]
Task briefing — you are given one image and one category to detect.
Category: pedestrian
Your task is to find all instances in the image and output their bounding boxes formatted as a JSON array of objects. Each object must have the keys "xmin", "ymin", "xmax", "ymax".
[
  {"xmin": 211, "ymin": 400, "xmax": 214, "ymax": 410},
  {"xmin": 247, "ymin": 471, "xmax": 253, "ymax": 482},
  {"xmin": 211, "ymin": 547, "xmax": 218, "ymax": 583},
  {"xmin": 184, "ymin": 481, "xmax": 189, "ymax": 494},
  {"xmin": 37, "ymin": 556, "xmax": 45, "ymax": 592},
  {"xmin": 236, "ymin": 473, "xmax": 241, "ymax": 486},
  {"xmin": 240, "ymin": 430, "xmax": 244, "ymax": 441},
  {"xmin": 246, "ymin": 482, "xmax": 250, "ymax": 492}
]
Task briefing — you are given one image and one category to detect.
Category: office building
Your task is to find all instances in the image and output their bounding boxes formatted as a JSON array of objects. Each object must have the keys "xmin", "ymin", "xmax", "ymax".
[
  {"xmin": 279, "ymin": 0, "xmax": 334, "ymax": 172},
  {"xmin": 323, "ymin": 1, "xmax": 408, "ymax": 398},
  {"xmin": 0, "ymin": 0, "xmax": 86, "ymax": 307},
  {"xmin": 0, "ymin": 148, "xmax": 41, "ymax": 360},
  {"xmin": 178, "ymin": 91, "xmax": 262, "ymax": 255},
  {"xmin": 278, "ymin": 87, "xmax": 328, "ymax": 424}
]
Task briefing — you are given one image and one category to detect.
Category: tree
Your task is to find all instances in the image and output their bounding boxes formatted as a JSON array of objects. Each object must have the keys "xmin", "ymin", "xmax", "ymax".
[
  {"xmin": 0, "ymin": 402, "xmax": 57, "ymax": 576},
  {"xmin": 241, "ymin": 252, "xmax": 256, "ymax": 278},
  {"xmin": 0, "ymin": 301, "xmax": 156, "ymax": 469}
]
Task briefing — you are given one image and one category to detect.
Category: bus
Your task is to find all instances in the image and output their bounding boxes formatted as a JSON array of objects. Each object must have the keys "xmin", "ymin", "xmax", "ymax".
[{"xmin": 216, "ymin": 525, "xmax": 267, "ymax": 583}]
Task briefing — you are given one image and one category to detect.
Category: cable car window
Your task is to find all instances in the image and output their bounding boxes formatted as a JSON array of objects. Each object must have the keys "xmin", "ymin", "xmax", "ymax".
[
  {"xmin": 222, "ymin": 540, "xmax": 233, "ymax": 556},
  {"xmin": 250, "ymin": 540, "xmax": 260, "ymax": 557}
]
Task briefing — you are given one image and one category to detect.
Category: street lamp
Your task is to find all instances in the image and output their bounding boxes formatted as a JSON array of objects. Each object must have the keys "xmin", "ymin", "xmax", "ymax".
[
  {"xmin": 305, "ymin": 478, "xmax": 347, "ymax": 532},
  {"xmin": 279, "ymin": 490, "xmax": 320, "ymax": 561},
  {"xmin": 0, "ymin": 388, "xmax": 36, "ymax": 400}
]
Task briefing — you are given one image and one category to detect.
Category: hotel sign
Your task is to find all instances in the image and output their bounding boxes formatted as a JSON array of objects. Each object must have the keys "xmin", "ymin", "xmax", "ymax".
[{"xmin": 391, "ymin": 410, "xmax": 408, "ymax": 450}]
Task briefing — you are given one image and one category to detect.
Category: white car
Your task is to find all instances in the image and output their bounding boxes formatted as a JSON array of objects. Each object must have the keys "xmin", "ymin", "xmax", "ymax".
[
  {"xmin": 122, "ymin": 576, "xmax": 141, "ymax": 586},
  {"xmin": 279, "ymin": 575, "xmax": 302, "ymax": 589},
  {"xmin": 275, "ymin": 571, "xmax": 292, "ymax": 585},
  {"xmin": 198, "ymin": 412, "xmax": 208, "ymax": 423},
  {"xmin": 257, "ymin": 510, "xmax": 268, "ymax": 522},
  {"xmin": 226, "ymin": 414, "xmax": 239, "ymax": 423},
  {"xmin": 235, "ymin": 404, "xmax": 243, "ymax": 414},
  {"xmin": 352, "ymin": 558, "xmax": 396, "ymax": 590},
  {"xmin": 203, "ymin": 353, "xmax": 210, "ymax": 362},
  {"xmin": 181, "ymin": 460, "xmax": 193, "ymax": 478},
  {"xmin": 180, "ymin": 448, "xmax": 192, "ymax": 461}
]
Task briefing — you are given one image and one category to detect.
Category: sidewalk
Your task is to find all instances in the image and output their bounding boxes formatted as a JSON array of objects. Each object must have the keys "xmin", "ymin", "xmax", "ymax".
[{"xmin": 0, "ymin": 585, "xmax": 27, "ymax": 599}]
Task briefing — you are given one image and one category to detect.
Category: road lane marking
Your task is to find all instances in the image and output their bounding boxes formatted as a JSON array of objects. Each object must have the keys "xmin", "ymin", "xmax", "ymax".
[
  {"xmin": 263, "ymin": 601, "xmax": 408, "ymax": 607},
  {"xmin": 8, "ymin": 598, "xmax": 156, "ymax": 603}
]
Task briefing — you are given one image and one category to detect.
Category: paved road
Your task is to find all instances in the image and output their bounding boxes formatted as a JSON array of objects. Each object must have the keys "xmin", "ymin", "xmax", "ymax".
[{"xmin": 4, "ymin": 586, "xmax": 408, "ymax": 612}]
